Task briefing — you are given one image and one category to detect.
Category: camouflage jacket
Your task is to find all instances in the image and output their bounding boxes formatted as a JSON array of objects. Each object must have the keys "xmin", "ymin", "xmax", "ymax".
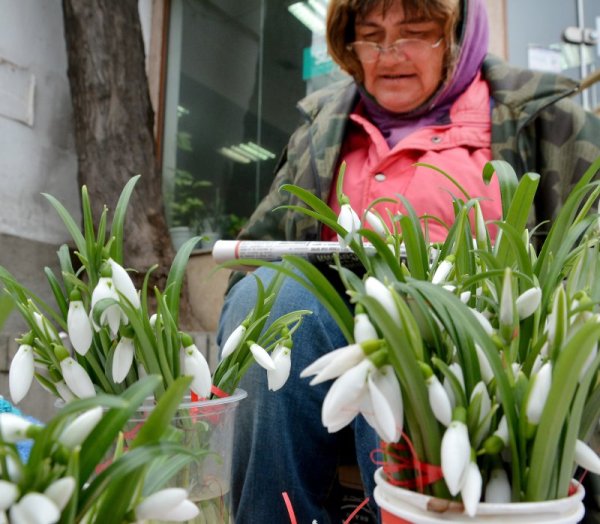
[{"xmin": 238, "ymin": 55, "xmax": 600, "ymax": 243}]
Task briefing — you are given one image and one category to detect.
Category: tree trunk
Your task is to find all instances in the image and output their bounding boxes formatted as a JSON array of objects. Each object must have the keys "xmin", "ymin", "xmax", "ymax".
[
  {"xmin": 62, "ymin": 0, "xmax": 172, "ymax": 277},
  {"xmin": 62, "ymin": 0, "xmax": 199, "ymax": 327}
]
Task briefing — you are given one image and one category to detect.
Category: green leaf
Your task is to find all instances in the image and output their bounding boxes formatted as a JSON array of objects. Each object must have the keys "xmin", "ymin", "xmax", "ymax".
[
  {"xmin": 280, "ymin": 183, "xmax": 337, "ymax": 221},
  {"xmin": 109, "ymin": 175, "xmax": 141, "ymax": 264},
  {"xmin": 132, "ymin": 375, "xmax": 192, "ymax": 448},
  {"xmin": 482, "ymin": 160, "xmax": 519, "ymax": 219},
  {"xmin": 44, "ymin": 266, "xmax": 68, "ymax": 321},
  {"xmin": 78, "ymin": 375, "xmax": 162, "ymax": 483},
  {"xmin": 165, "ymin": 235, "xmax": 202, "ymax": 326},
  {"xmin": 43, "ymin": 192, "xmax": 87, "ymax": 256},
  {"xmin": 494, "ymin": 172, "xmax": 540, "ymax": 267}
]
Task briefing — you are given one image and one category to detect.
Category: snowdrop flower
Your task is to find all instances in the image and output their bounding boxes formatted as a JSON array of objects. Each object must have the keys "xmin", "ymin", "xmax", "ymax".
[
  {"xmin": 220, "ymin": 323, "xmax": 246, "ymax": 359},
  {"xmin": 267, "ymin": 343, "xmax": 291, "ymax": 391},
  {"xmin": 0, "ymin": 480, "xmax": 18, "ymax": 511},
  {"xmin": 321, "ymin": 359, "xmax": 375, "ymax": 432},
  {"xmin": 364, "ymin": 209, "xmax": 387, "ymax": 237},
  {"xmin": 474, "ymin": 344, "xmax": 494, "ymax": 384},
  {"xmin": 67, "ymin": 295, "xmax": 93, "ymax": 356},
  {"xmin": 9, "ymin": 492, "xmax": 60, "ymax": 524},
  {"xmin": 44, "ymin": 477, "xmax": 75, "ymax": 511},
  {"xmin": 353, "ymin": 307, "xmax": 377, "ymax": 343},
  {"xmin": 337, "ymin": 198, "xmax": 360, "ymax": 248},
  {"xmin": 364, "ymin": 365, "xmax": 403, "ymax": 442},
  {"xmin": 469, "ymin": 308, "xmax": 494, "ymax": 335},
  {"xmin": 182, "ymin": 336, "xmax": 212, "ymax": 398},
  {"xmin": 516, "ymin": 287, "xmax": 542, "ymax": 320},
  {"xmin": 499, "ymin": 269, "xmax": 515, "ymax": 341},
  {"xmin": 90, "ymin": 275, "xmax": 123, "ymax": 337},
  {"xmin": 364, "ymin": 277, "xmax": 400, "ymax": 324},
  {"xmin": 135, "ymin": 488, "xmax": 199, "ymax": 522},
  {"xmin": 0, "ymin": 413, "xmax": 34, "ymax": 443},
  {"xmin": 474, "ymin": 202, "xmax": 487, "ymax": 247},
  {"xmin": 525, "ymin": 362, "xmax": 552, "ymax": 425},
  {"xmin": 59, "ymin": 407, "xmax": 103, "ymax": 448},
  {"xmin": 432, "ymin": 256, "xmax": 454, "ymax": 285},
  {"xmin": 484, "ymin": 467, "xmax": 511, "ymax": 503},
  {"xmin": 461, "ymin": 461, "xmax": 482, "ymax": 517},
  {"xmin": 545, "ymin": 285, "xmax": 567, "ymax": 347},
  {"xmin": 108, "ymin": 258, "xmax": 140, "ymax": 308},
  {"xmin": 112, "ymin": 336, "xmax": 135, "ymax": 383},
  {"xmin": 58, "ymin": 351, "xmax": 96, "ymax": 398},
  {"xmin": 301, "ymin": 342, "xmax": 372, "ymax": 385},
  {"xmin": 9, "ymin": 342, "xmax": 34, "ymax": 404},
  {"xmin": 149, "ymin": 313, "xmax": 157, "ymax": 328},
  {"xmin": 425, "ymin": 372, "xmax": 452, "ymax": 427},
  {"xmin": 441, "ymin": 408, "xmax": 471, "ymax": 496},
  {"xmin": 575, "ymin": 439, "xmax": 600, "ymax": 475},
  {"xmin": 248, "ymin": 342, "xmax": 276, "ymax": 371}
]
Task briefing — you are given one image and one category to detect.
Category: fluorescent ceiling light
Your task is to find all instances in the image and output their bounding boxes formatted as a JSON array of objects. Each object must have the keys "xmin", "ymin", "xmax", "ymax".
[
  {"xmin": 218, "ymin": 142, "xmax": 276, "ymax": 164},
  {"xmin": 288, "ymin": 2, "xmax": 325, "ymax": 34},
  {"xmin": 246, "ymin": 141, "xmax": 276, "ymax": 159},
  {"xmin": 218, "ymin": 147, "xmax": 251, "ymax": 164}
]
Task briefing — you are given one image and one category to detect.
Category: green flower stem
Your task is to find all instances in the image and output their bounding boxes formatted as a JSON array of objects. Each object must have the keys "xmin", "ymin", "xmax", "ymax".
[{"xmin": 83, "ymin": 349, "xmax": 114, "ymax": 393}]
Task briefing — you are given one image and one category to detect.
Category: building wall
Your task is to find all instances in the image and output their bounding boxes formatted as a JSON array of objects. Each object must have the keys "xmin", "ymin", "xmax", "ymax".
[{"xmin": 0, "ymin": 0, "xmax": 79, "ymax": 244}]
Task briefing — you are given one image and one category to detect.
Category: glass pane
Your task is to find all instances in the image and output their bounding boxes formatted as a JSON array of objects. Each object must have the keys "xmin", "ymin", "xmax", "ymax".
[{"xmin": 162, "ymin": 0, "xmax": 346, "ymax": 248}]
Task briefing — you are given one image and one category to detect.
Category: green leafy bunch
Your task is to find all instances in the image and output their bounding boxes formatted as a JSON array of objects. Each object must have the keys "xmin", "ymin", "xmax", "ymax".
[
  {"xmin": 230, "ymin": 158, "xmax": 600, "ymax": 506},
  {"xmin": 1, "ymin": 176, "xmax": 309, "ymax": 406},
  {"xmin": 0, "ymin": 375, "xmax": 205, "ymax": 523}
]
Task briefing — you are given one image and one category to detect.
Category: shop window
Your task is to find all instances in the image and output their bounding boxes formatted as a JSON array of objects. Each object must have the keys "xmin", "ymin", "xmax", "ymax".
[{"xmin": 162, "ymin": 0, "xmax": 346, "ymax": 249}]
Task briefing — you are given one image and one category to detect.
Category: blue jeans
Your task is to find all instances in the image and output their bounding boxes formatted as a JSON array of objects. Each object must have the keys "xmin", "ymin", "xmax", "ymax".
[{"xmin": 217, "ymin": 267, "xmax": 379, "ymax": 523}]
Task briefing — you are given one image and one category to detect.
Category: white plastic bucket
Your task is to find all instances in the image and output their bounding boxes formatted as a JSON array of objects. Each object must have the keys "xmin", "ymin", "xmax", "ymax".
[{"xmin": 374, "ymin": 468, "xmax": 585, "ymax": 523}]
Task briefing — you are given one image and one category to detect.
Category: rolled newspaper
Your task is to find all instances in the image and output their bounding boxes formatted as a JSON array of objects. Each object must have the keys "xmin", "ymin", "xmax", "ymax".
[{"xmin": 212, "ymin": 240, "xmax": 376, "ymax": 271}]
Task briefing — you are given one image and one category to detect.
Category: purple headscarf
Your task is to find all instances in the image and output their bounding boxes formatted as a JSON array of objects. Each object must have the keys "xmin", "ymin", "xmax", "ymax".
[{"xmin": 358, "ymin": 0, "xmax": 490, "ymax": 147}]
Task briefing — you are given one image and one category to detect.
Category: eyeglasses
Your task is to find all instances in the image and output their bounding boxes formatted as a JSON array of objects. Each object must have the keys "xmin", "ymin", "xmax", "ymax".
[{"xmin": 346, "ymin": 37, "xmax": 444, "ymax": 63}]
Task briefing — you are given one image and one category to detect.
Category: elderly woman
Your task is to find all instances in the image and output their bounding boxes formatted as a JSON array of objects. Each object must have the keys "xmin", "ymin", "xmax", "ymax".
[{"xmin": 218, "ymin": 0, "xmax": 600, "ymax": 522}]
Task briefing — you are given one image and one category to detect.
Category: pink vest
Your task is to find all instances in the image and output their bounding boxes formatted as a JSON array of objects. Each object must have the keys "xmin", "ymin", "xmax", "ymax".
[{"xmin": 325, "ymin": 73, "xmax": 501, "ymax": 243}]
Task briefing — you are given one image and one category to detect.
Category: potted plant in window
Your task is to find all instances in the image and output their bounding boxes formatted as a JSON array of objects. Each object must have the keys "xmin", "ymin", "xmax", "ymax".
[
  {"xmin": 169, "ymin": 169, "xmax": 213, "ymax": 249},
  {"xmin": 0, "ymin": 175, "xmax": 310, "ymax": 523},
  {"xmin": 230, "ymin": 159, "xmax": 600, "ymax": 522}
]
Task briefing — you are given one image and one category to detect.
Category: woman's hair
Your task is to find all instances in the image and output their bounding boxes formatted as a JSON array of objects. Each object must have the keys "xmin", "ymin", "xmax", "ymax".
[{"xmin": 327, "ymin": 0, "xmax": 461, "ymax": 83}]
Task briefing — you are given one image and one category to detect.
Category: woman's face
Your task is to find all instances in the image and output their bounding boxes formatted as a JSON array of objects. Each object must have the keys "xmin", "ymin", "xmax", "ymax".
[{"xmin": 354, "ymin": 1, "xmax": 446, "ymax": 113}]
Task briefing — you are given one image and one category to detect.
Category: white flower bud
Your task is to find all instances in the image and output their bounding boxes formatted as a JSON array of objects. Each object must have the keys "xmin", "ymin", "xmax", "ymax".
[
  {"xmin": 0, "ymin": 413, "xmax": 33, "ymax": 443},
  {"xmin": 516, "ymin": 287, "xmax": 542, "ymax": 320},
  {"xmin": 60, "ymin": 357, "xmax": 96, "ymax": 398},
  {"xmin": 183, "ymin": 344, "xmax": 212, "ymax": 398},
  {"xmin": 44, "ymin": 477, "xmax": 76, "ymax": 511},
  {"xmin": 9, "ymin": 344, "xmax": 34, "ymax": 404},
  {"xmin": 441, "ymin": 418, "xmax": 471, "ymax": 496},
  {"xmin": 108, "ymin": 258, "xmax": 140, "ymax": 308},
  {"xmin": 484, "ymin": 468, "xmax": 511, "ymax": 503},
  {"xmin": 112, "ymin": 337, "xmax": 135, "ymax": 384},
  {"xmin": 220, "ymin": 324, "xmax": 246, "ymax": 359},
  {"xmin": 461, "ymin": 461, "xmax": 482, "ymax": 517},
  {"xmin": 59, "ymin": 407, "xmax": 103, "ymax": 448},
  {"xmin": 575, "ymin": 439, "xmax": 600, "ymax": 475},
  {"xmin": 525, "ymin": 362, "xmax": 552, "ymax": 425},
  {"xmin": 0, "ymin": 480, "xmax": 19, "ymax": 510},
  {"xmin": 67, "ymin": 301, "xmax": 93, "ymax": 356},
  {"xmin": 135, "ymin": 488, "xmax": 199, "ymax": 522}
]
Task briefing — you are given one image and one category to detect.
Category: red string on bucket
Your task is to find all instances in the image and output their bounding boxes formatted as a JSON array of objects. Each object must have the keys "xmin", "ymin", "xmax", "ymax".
[{"xmin": 371, "ymin": 433, "xmax": 444, "ymax": 492}]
